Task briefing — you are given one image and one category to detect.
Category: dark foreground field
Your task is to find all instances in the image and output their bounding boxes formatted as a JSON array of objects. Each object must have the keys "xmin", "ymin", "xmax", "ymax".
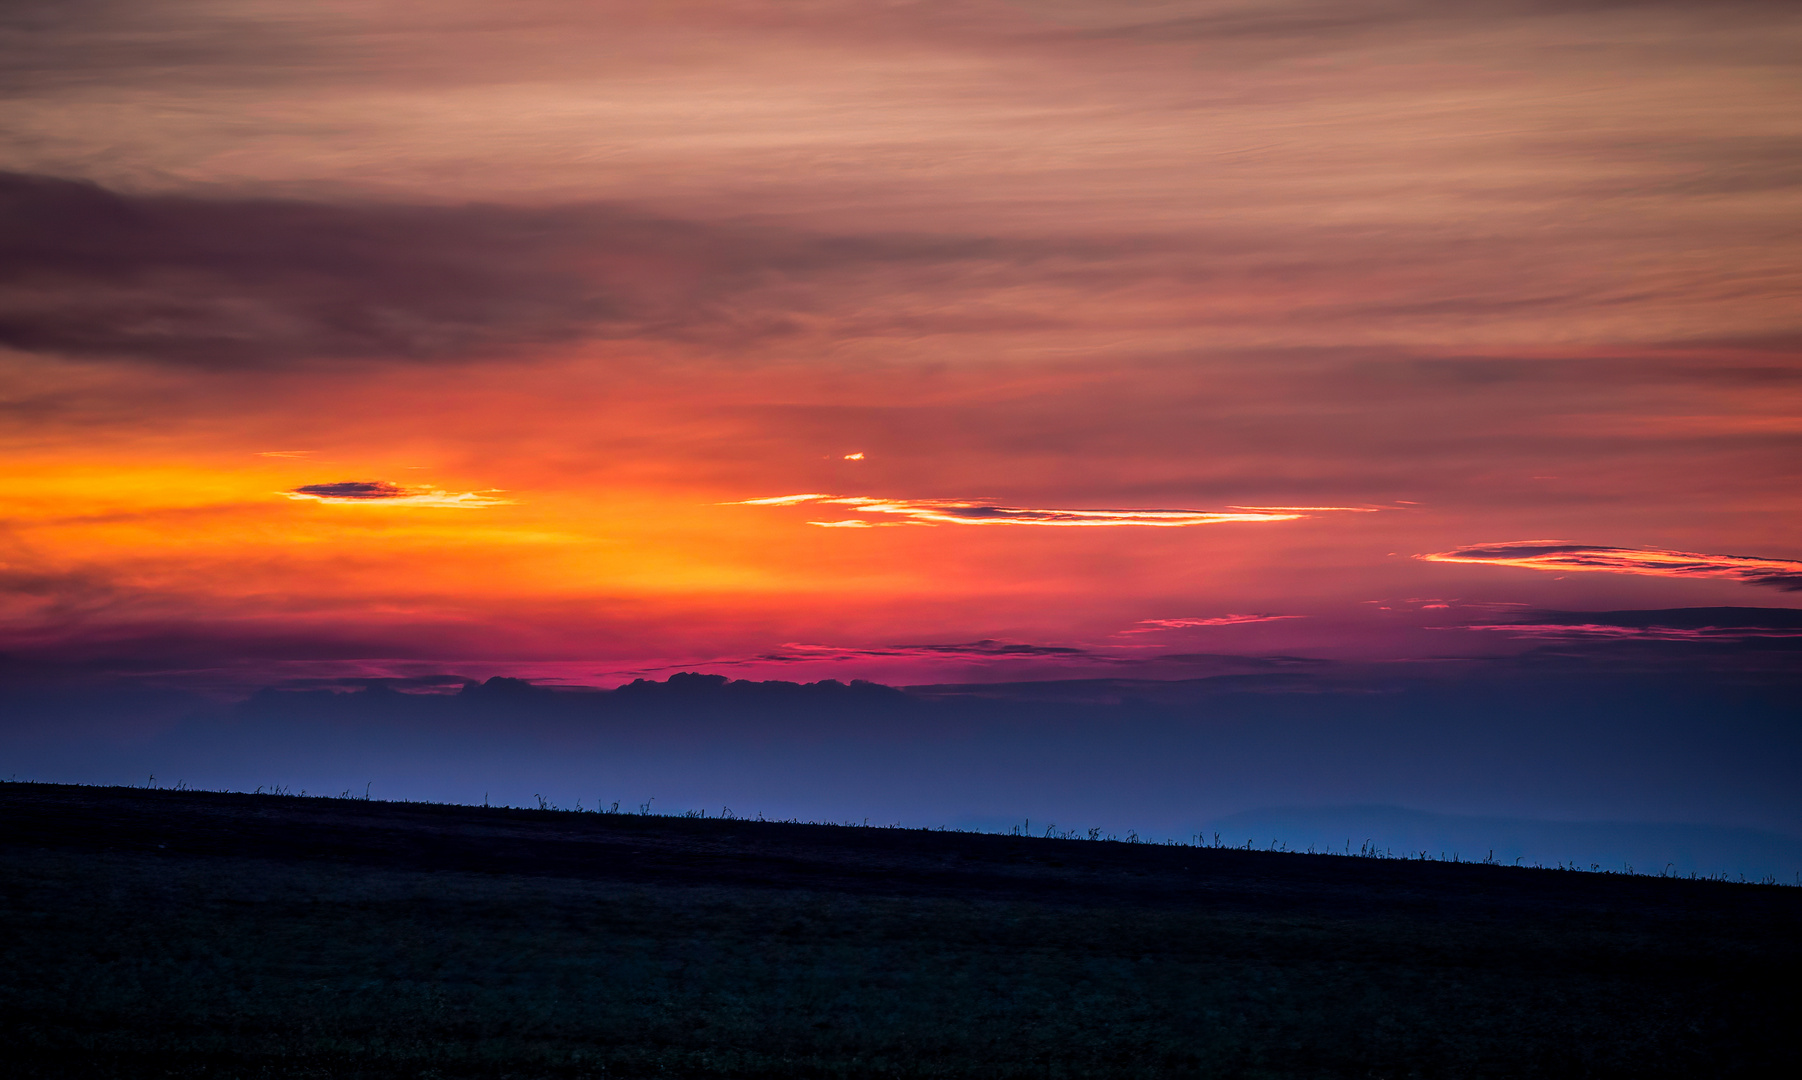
[{"xmin": 2, "ymin": 783, "xmax": 1795, "ymax": 1079}]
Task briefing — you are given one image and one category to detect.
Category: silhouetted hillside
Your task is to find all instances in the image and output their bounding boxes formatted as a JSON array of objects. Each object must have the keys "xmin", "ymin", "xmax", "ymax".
[{"xmin": 3, "ymin": 782, "xmax": 1797, "ymax": 1079}]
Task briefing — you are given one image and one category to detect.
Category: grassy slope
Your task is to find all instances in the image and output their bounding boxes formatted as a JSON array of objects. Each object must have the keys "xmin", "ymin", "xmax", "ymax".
[{"xmin": 1, "ymin": 783, "xmax": 1796, "ymax": 1079}]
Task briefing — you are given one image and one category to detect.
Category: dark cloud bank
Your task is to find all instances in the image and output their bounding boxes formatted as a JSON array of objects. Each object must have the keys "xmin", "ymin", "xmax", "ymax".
[
  {"xmin": 0, "ymin": 172, "xmax": 669, "ymax": 366},
  {"xmin": 0, "ymin": 171, "xmax": 1038, "ymax": 368},
  {"xmin": 4, "ymin": 649, "xmax": 1798, "ymax": 879},
  {"xmin": 18, "ymin": 170, "xmax": 1788, "ymax": 377}
]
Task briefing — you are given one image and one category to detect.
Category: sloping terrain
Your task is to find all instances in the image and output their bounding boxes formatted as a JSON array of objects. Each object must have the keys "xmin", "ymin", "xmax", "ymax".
[{"xmin": 2, "ymin": 782, "xmax": 1796, "ymax": 1078}]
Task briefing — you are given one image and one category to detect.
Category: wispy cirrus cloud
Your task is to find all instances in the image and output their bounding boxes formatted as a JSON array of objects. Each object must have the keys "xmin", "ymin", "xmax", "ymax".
[
  {"xmin": 734, "ymin": 494, "xmax": 1373, "ymax": 528},
  {"xmin": 1417, "ymin": 542, "xmax": 1802, "ymax": 591},
  {"xmin": 284, "ymin": 481, "xmax": 510, "ymax": 508},
  {"xmin": 1465, "ymin": 606, "xmax": 1802, "ymax": 642}
]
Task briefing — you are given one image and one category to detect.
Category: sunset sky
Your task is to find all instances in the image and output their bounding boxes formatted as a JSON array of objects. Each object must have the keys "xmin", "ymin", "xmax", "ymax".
[{"xmin": 2, "ymin": 0, "xmax": 1798, "ymax": 700}]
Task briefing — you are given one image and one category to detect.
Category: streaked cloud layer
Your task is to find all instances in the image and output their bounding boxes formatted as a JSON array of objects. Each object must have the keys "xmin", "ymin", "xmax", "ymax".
[{"xmin": 0, "ymin": 1, "xmax": 1795, "ymax": 690}]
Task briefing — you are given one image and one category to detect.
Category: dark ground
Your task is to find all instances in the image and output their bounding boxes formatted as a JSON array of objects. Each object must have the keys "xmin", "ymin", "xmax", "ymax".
[{"xmin": 1, "ymin": 782, "xmax": 1796, "ymax": 1078}]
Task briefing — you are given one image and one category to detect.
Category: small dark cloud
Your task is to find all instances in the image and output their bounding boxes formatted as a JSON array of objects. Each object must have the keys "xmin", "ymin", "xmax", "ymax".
[
  {"xmin": 290, "ymin": 481, "xmax": 407, "ymax": 500},
  {"xmin": 284, "ymin": 481, "xmax": 508, "ymax": 507}
]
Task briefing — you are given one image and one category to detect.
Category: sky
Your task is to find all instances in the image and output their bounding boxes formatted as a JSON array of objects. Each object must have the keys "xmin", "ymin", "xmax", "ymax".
[{"xmin": 2, "ymin": 2, "xmax": 1799, "ymax": 866}]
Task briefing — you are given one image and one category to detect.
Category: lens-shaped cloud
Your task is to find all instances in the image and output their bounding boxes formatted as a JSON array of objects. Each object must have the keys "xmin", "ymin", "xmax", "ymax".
[
  {"xmin": 285, "ymin": 481, "xmax": 510, "ymax": 508},
  {"xmin": 1417, "ymin": 542, "xmax": 1802, "ymax": 591},
  {"xmin": 735, "ymin": 494, "xmax": 1374, "ymax": 527},
  {"xmin": 1117, "ymin": 614, "xmax": 1305, "ymax": 633}
]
